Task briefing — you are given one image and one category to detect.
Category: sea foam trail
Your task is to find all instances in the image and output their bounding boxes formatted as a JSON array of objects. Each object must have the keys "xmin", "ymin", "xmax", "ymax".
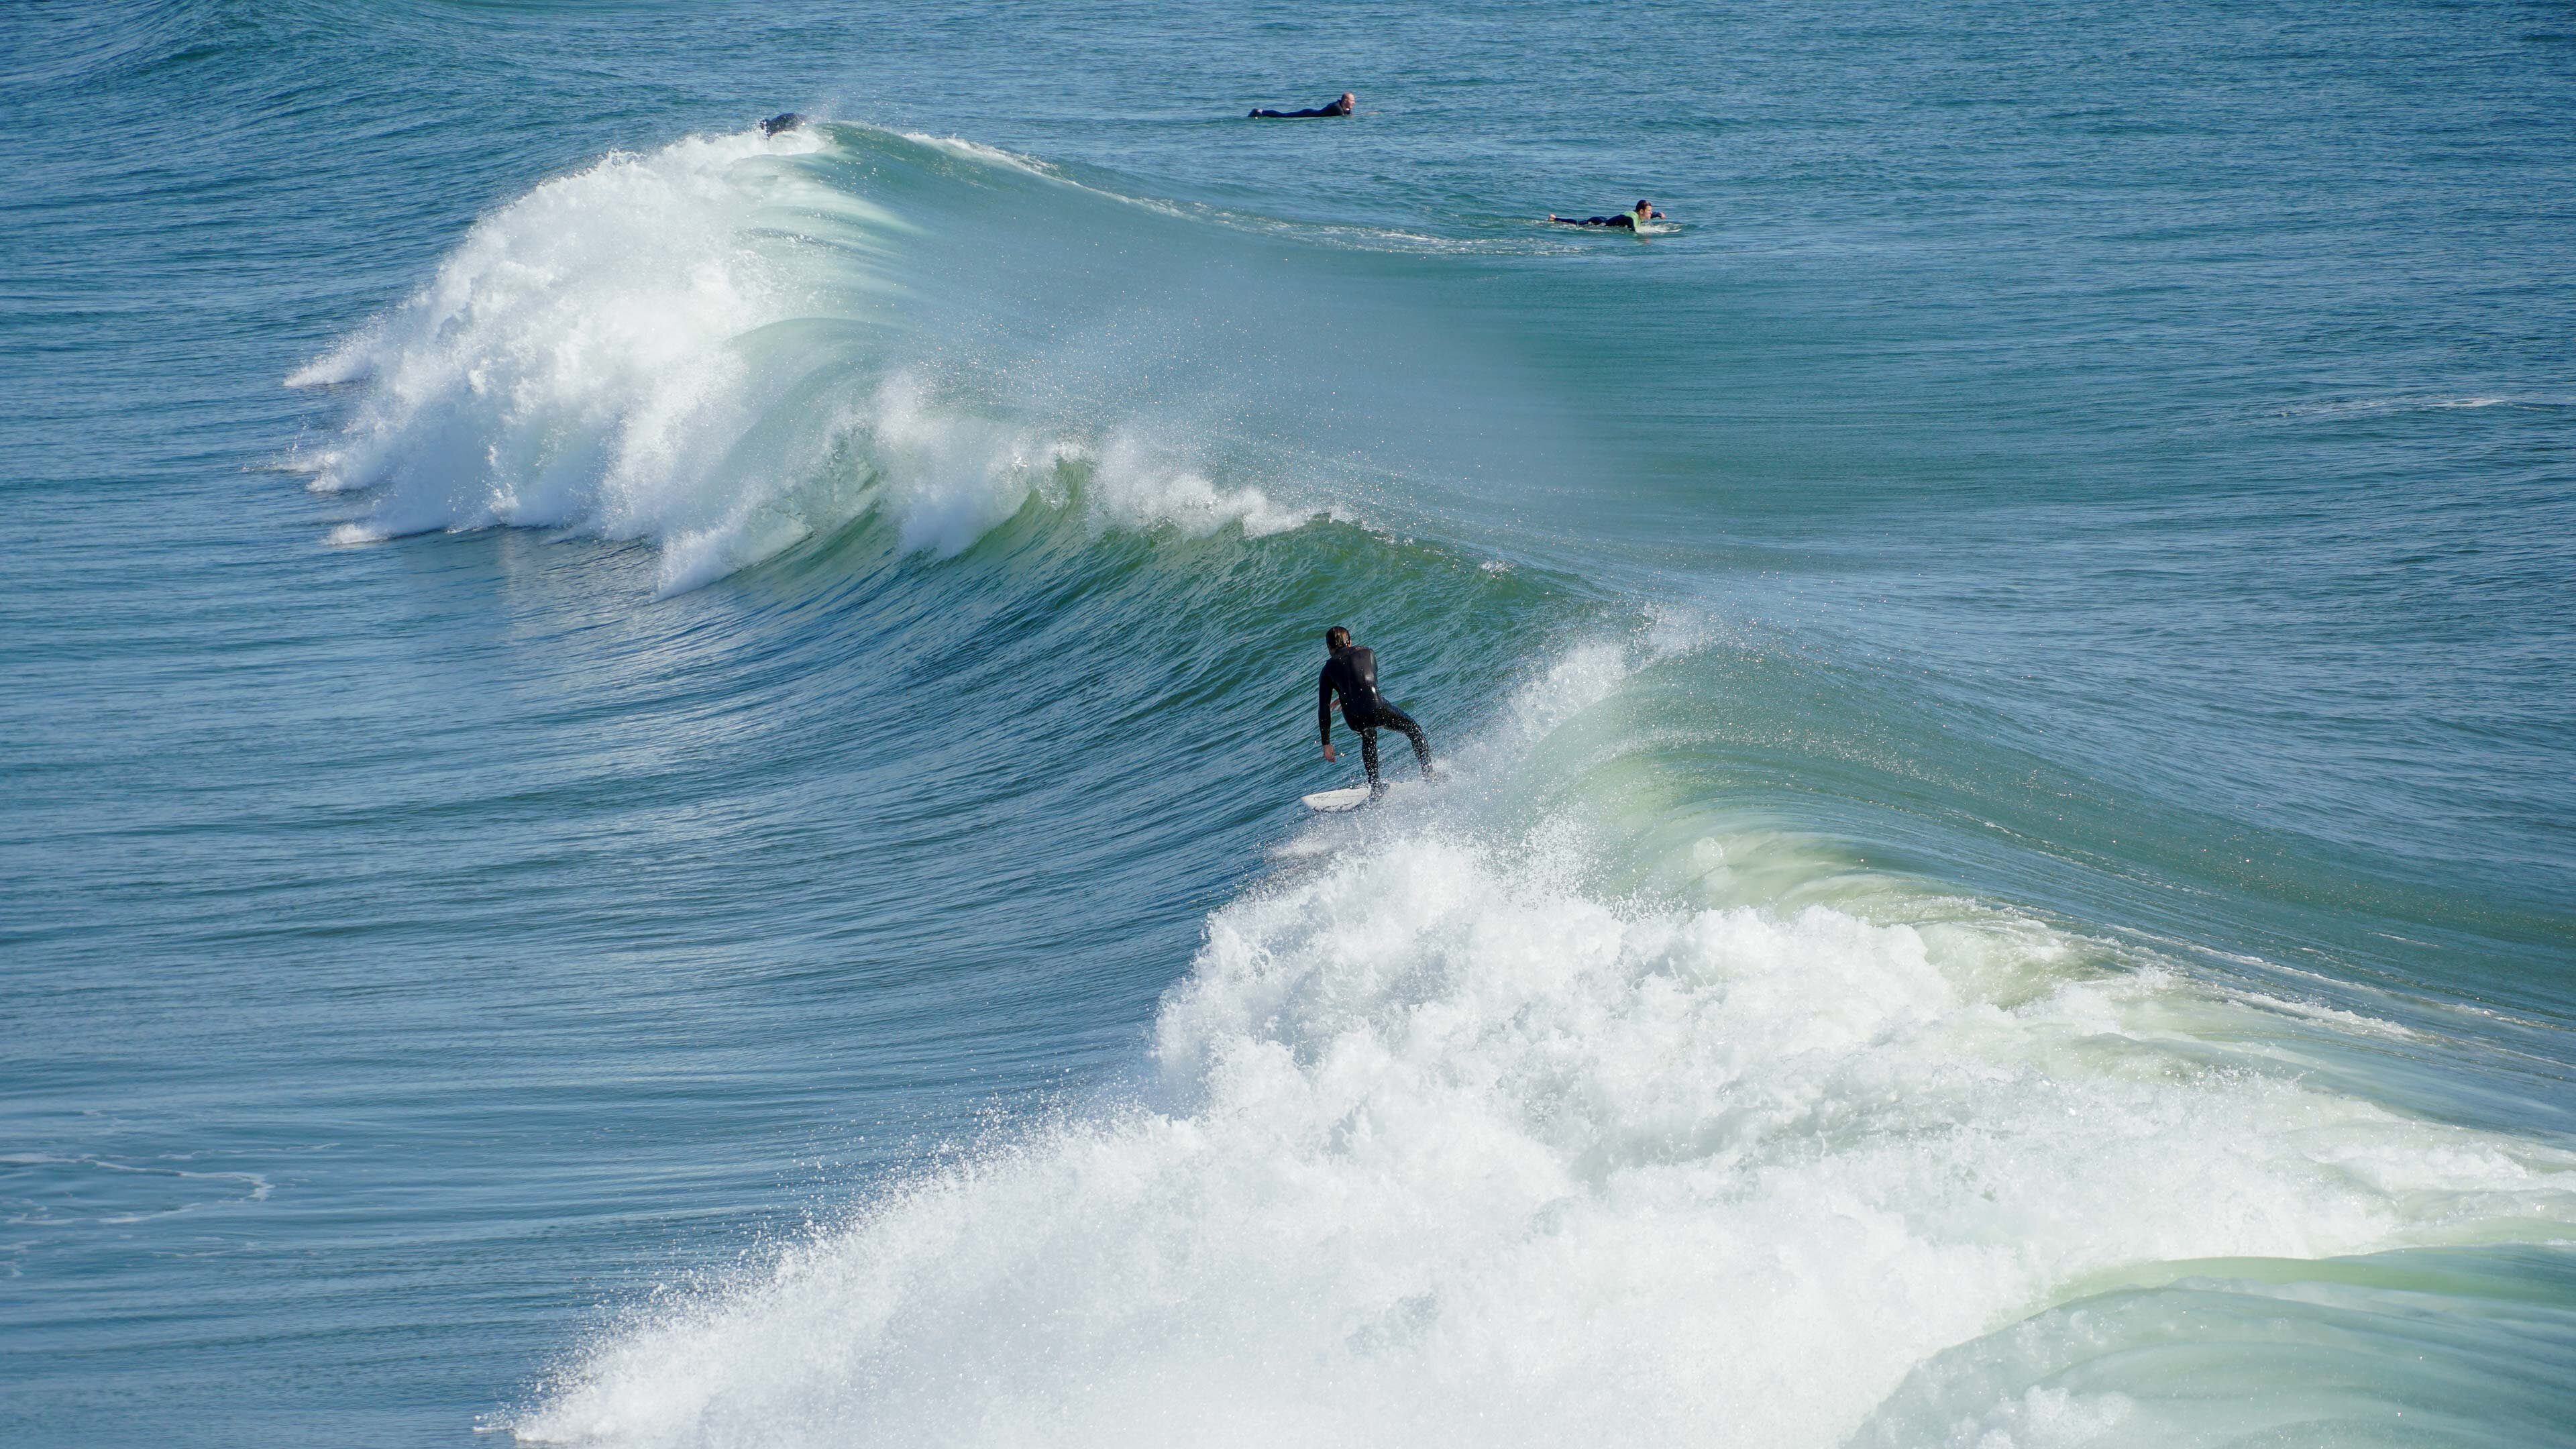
[
  {"xmin": 512, "ymin": 643, "xmax": 2576, "ymax": 1449},
  {"xmin": 287, "ymin": 125, "xmax": 1305, "ymax": 592}
]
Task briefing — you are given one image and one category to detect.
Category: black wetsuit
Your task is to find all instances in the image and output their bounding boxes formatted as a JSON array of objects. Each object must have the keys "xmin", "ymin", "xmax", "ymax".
[
  {"xmin": 1319, "ymin": 645, "xmax": 1434, "ymax": 792},
  {"xmin": 1556, "ymin": 213, "xmax": 1641, "ymax": 229},
  {"xmin": 1250, "ymin": 99, "xmax": 1354, "ymax": 118}
]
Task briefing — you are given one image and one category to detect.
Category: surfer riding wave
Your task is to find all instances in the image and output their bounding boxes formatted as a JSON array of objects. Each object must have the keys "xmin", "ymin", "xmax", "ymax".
[{"xmin": 1318, "ymin": 625, "xmax": 1434, "ymax": 796}]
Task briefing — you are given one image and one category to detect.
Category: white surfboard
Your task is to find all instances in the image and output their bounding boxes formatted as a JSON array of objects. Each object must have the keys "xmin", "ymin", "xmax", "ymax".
[{"xmin": 1301, "ymin": 786, "xmax": 1374, "ymax": 813}]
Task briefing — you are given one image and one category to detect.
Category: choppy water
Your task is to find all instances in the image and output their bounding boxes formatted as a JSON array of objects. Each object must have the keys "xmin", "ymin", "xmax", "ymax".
[{"xmin": 5, "ymin": 2, "xmax": 2575, "ymax": 1445}]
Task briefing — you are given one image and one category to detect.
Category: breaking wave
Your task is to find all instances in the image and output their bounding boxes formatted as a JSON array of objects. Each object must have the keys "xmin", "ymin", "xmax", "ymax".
[
  {"xmin": 288, "ymin": 124, "xmax": 1318, "ymax": 592},
  {"xmin": 508, "ymin": 641, "xmax": 2576, "ymax": 1448}
]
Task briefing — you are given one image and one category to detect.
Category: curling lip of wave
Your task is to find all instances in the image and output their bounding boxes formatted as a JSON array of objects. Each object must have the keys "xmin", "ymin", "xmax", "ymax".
[{"xmin": 284, "ymin": 123, "xmax": 1317, "ymax": 592}]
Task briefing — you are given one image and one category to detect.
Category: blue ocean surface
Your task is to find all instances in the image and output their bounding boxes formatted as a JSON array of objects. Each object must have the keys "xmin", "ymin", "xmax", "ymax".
[{"xmin": 5, "ymin": 1, "xmax": 2574, "ymax": 1444}]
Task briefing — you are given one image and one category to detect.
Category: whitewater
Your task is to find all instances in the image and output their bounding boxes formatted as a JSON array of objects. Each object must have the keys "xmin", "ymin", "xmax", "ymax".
[
  {"xmin": 284, "ymin": 128, "xmax": 1316, "ymax": 590},
  {"xmin": 6, "ymin": 3, "xmax": 2573, "ymax": 1447}
]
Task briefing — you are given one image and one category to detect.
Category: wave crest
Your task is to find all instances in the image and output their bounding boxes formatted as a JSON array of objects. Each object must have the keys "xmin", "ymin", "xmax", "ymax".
[{"xmin": 288, "ymin": 125, "xmax": 1313, "ymax": 592}]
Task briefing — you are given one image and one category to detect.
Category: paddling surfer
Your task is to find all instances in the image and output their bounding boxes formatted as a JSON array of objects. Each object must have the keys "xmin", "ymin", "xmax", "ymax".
[
  {"xmin": 1550, "ymin": 199, "xmax": 1662, "ymax": 230},
  {"xmin": 1318, "ymin": 626, "xmax": 1435, "ymax": 796},
  {"xmin": 1251, "ymin": 92, "xmax": 1356, "ymax": 119}
]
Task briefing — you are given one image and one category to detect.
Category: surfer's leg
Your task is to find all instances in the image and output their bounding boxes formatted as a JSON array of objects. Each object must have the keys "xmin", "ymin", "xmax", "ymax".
[
  {"xmin": 1358, "ymin": 727, "xmax": 1385, "ymax": 794},
  {"xmin": 1375, "ymin": 704, "xmax": 1434, "ymax": 777}
]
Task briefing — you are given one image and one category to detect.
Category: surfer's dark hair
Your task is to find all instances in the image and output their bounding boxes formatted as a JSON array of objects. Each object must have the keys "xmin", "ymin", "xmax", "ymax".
[{"xmin": 1325, "ymin": 626, "xmax": 1351, "ymax": 649}]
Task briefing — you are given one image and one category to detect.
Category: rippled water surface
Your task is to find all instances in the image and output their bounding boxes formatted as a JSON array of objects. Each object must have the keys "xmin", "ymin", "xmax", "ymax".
[{"xmin": 5, "ymin": 2, "xmax": 2573, "ymax": 1445}]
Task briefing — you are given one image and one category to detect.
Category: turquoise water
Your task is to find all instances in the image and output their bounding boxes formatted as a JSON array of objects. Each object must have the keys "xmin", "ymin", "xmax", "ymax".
[{"xmin": 5, "ymin": 1, "xmax": 2574, "ymax": 1444}]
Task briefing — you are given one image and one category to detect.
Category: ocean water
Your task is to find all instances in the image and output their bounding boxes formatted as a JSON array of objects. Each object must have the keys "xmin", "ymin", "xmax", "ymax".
[{"xmin": 5, "ymin": 1, "xmax": 2574, "ymax": 1444}]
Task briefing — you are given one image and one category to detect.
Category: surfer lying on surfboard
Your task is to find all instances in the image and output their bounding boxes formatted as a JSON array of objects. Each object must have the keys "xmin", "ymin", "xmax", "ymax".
[
  {"xmin": 1550, "ymin": 200, "xmax": 1663, "ymax": 230},
  {"xmin": 1318, "ymin": 625, "xmax": 1435, "ymax": 799},
  {"xmin": 1250, "ymin": 92, "xmax": 1356, "ymax": 118}
]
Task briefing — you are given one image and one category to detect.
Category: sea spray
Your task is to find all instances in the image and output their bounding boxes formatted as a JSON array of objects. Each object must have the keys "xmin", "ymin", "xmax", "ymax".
[{"xmin": 286, "ymin": 130, "xmax": 841, "ymax": 552}]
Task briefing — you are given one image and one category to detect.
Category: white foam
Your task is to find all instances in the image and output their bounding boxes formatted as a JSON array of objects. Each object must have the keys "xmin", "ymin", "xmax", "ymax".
[
  {"xmin": 285, "ymin": 130, "xmax": 843, "ymax": 574},
  {"xmin": 288, "ymin": 127, "xmax": 1313, "ymax": 592},
  {"xmin": 511, "ymin": 647, "xmax": 2576, "ymax": 1449}
]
